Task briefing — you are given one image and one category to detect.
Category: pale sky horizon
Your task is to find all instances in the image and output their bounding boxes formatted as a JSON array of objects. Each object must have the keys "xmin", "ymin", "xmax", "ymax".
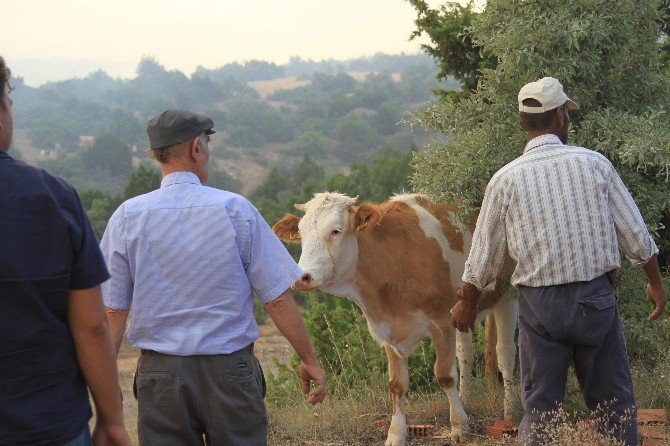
[{"xmin": 2, "ymin": 0, "xmax": 478, "ymax": 87}]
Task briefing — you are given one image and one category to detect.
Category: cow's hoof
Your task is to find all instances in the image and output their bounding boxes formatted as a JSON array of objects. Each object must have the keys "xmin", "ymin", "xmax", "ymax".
[
  {"xmin": 451, "ymin": 425, "xmax": 467, "ymax": 444},
  {"xmin": 384, "ymin": 433, "xmax": 406, "ymax": 446}
]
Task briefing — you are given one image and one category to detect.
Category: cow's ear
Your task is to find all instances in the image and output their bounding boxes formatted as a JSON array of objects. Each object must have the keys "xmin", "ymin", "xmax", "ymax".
[
  {"xmin": 273, "ymin": 214, "xmax": 301, "ymax": 243},
  {"xmin": 353, "ymin": 203, "xmax": 382, "ymax": 234}
]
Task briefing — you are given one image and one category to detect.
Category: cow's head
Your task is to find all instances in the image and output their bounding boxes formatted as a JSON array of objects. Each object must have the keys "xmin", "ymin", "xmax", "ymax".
[{"xmin": 273, "ymin": 192, "xmax": 381, "ymax": 293}]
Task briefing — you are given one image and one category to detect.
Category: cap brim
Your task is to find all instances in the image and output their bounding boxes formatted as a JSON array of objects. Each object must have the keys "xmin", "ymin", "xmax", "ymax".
[
  {"xmin": 205, "ymin": 129, "xmax": 216, "ymax": 135},
  {"xmin": 566, "ymin": 99, "xmax": 579, "ymax": 110}
]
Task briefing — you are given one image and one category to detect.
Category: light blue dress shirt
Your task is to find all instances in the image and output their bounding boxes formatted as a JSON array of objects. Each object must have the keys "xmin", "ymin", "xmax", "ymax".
[{"xmin": 100, "ymin": 171, "xmax": 302, "ymax": 355}]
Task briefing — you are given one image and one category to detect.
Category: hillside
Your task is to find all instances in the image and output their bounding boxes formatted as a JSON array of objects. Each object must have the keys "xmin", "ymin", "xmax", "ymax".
[{"xmin": 10, "ymin": 53, "xmax": 457, "ymax": 195}]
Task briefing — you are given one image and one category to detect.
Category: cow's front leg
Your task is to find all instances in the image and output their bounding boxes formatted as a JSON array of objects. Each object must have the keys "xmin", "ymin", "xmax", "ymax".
[
  {"xmin": 384, "ymin": 344, "xmax": 409, "ymax": 446},
  {"xmin": 431, "ymin": 325, "xmax": 468, "ymax": 443},
  {"xmin": 494, "ymin": 290, "xmax": 519, "ymax": 420},
  {"xmin": 455, "ymin": 329, "xmax": 473, "ymax": 404}
]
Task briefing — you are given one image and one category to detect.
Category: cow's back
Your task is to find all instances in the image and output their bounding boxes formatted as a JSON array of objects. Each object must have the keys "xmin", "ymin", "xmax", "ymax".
[{"xmin": 353, "ymin": 195, "xmax": 470, "ymax": 320}]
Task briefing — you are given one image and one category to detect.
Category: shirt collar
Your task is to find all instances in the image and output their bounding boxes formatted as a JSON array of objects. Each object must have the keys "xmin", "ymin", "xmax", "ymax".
[
  {"xmin": 0, "ymin": 149, "xmax": 11, "ymax": 159},
  {"xmin": 523, "ymin": 134, "xmax": 563, "ymax": 154},
  {"xmin": 161, "ymin": 171, "xmax": 202, "ymax": 188}
]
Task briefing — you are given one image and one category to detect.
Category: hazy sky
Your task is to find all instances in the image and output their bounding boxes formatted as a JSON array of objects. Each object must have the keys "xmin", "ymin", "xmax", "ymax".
[{"xmin": 2, "ymin": 0, "xmax": 468, "ymax": 86}]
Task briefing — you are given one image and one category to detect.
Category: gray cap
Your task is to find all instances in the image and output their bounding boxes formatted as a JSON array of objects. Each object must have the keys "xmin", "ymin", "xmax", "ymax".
[{"xmin": 147, "ymin": 109, "xmax": 215, "ymax": 150}]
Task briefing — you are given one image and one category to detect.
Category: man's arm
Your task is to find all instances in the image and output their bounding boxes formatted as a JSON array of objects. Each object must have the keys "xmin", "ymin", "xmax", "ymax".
[
  {"xmin": 451, "ymin": 282, "xmax": 482, "ymax": 333},
  {"xmin": 264, "ymin": 289, "xmax": 326, "ymax": 404},
  {"xmin": 105, "ymin": 308, "xmax": 130, "ymax": 355},
  {"xmin": 642, "ymin": 255, "xmax": 666, "ymax": 321},
  {"xmin": 68, "ymin": 286, "xmax": 131, "ymax": 446},
  {"xmin": 453, "ymin": 177, "xmax": 511, "ymax": 333}
]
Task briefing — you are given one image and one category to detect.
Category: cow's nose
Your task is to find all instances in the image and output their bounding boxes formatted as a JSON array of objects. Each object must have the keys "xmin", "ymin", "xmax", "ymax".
[{"xmin": 292, "ymin": 272, "xmax": 315, "ymax": 291}]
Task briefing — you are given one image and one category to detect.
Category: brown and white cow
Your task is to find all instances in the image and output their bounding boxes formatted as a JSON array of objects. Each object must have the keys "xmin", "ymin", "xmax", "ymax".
[{"xmin": 273, "ymin": 192, "xmax": 517, "ymax": 446}]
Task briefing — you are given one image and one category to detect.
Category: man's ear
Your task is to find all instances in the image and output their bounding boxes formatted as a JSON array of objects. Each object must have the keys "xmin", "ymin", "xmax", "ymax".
[
  {"xmin": 555, "ymin": 106, "xmax": 565, "ymax": 128},
  {"xmin": 352, "ymin": 203, "xmax": 382, "ymax": 234},
  {"xmin": 272, "ymin": 214, "xmax": 301, "ymax": 243},
  {"xmin": 190, "ymin": 136, "xmax": 203, "ymax": 160}
]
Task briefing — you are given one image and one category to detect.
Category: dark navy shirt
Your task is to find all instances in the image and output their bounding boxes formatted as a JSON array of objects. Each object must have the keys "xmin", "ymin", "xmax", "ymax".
[{"xmin": 0, "ymin": 150, "xmax": 110, "ymax": 445}]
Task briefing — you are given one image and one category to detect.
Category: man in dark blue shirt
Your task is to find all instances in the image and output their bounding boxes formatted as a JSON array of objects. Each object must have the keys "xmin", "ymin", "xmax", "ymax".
[{"xmin": 0, "ymin": 56, "xmax": 130, "ymax": 445}]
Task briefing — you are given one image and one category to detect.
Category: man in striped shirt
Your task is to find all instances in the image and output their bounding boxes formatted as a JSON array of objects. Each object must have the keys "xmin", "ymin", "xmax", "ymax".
[{"xmin": 450, "ymin": 77, "xmax": 666, "ymax": 445}]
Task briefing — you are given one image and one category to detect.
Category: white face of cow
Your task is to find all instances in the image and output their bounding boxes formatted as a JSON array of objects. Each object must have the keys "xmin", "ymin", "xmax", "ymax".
[{"xmin": 293, "ymin": 193, "xmax": 360, "ymax": 293}]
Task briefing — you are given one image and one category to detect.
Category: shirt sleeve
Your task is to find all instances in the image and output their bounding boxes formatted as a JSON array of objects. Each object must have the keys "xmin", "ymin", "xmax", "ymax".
[
  {"xmin": 100, "ymin": 205, "xmax": 134, "ymax": 309},
  {"xmin": 607, "ymin": 166, "xmax": 658, "ymax": 266},
  {"xmin": 69, "ymin": 189, "xmax": 110, "ymax": 290},
  {"xmin": 462, "ymin": 175, "xmax": 512, "ymax": 291},
  {"xmin": 245, "ymin": 205, "xmax": 303, "ymax": 303}
]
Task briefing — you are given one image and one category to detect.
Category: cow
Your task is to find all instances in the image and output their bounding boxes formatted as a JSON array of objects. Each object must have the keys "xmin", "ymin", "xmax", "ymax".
[{"xmin": 273, "ymin": 192, "xmax": 518, "ymax": 446}]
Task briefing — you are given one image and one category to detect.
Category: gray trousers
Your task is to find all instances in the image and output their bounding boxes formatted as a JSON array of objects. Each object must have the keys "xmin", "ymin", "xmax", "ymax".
[
  {"xmin": 518, "ymin": 274, "xmax": 637, "ymax": 445},
  {"xmin": 135, "ymin": 344, "xmax": 267, "ymax": 446}
]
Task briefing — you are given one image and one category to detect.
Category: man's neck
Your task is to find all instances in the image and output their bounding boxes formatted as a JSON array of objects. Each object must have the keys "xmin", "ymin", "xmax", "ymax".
[
  {"xmin": 527, "ymin": 129, "xmax": 559, "ymax": 141},
  {"xmin": 160, "ymin": 160, "xmax": 203, "ymax": 182}
]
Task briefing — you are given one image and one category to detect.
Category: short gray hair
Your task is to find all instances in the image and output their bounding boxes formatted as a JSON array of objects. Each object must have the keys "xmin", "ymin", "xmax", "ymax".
[{"xmin": 148, "ymin": 133, "xmax": 205, "ymax": 163}]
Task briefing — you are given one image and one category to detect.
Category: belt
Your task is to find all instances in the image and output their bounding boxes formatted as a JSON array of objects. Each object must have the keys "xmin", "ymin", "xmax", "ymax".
[{"xmin": 140, "ymin": 342, "xmax": 254, "ymax": 356}]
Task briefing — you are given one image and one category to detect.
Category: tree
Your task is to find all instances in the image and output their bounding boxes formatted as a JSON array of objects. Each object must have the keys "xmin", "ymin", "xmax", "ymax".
[
  {"xmin": 82, "ymin": 133, "xmax": 132, "ymax": 177},
  {"xmin": 124, "ymin": 164, "xmax": 161, "ymax": 198},
  {"xmin": 407, "ymin": 0, "xmax": 497, "ymax": 97},
  {"xmin": 206, "ymin": 168, "xmax": 243, "ymax": 193},
  {"xmin": 333, "ymin": 111, "xmax": 382, "ymax": 163},
  {"xmin": 410, "ymin": 0, "xmax": 670, "ymax": 265}
]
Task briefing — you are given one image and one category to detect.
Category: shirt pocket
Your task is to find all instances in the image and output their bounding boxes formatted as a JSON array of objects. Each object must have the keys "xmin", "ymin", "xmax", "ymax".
[{"xmin": 575, "ymin": 290, "xmax": 616, "ymax": 346}]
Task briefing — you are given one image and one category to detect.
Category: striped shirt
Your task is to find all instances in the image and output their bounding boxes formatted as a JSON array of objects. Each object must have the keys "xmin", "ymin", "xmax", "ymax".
[
  {"xmin": 463, "ymin": 134, "xmax": 658, "ymax": 290},
  {"xmin": 100, "ymin": 171, "xmax": 303, "ymax": 355}
]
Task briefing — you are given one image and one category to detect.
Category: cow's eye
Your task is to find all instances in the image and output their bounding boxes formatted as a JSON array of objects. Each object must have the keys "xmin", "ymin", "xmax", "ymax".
[{"xmin": 331, "ymin": 229, "xmax": 342, "ymax": 236}]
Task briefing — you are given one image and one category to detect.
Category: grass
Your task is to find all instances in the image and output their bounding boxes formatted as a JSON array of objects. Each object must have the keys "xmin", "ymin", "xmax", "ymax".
[{"xmin": 104, "ymin": 342, "xmax": 669, "ymax": 445}]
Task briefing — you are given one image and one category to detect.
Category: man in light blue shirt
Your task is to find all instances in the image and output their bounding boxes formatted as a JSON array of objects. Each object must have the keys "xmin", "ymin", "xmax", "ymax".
[{"xmin": 101, "ymin": 109, "xmax": 326, "ymax": 446}]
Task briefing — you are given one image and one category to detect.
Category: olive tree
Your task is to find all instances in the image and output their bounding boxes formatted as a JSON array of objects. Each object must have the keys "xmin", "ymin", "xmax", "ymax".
[{"xmin": 410, "ymin": 0, "xmax": 670, "ymax": 263}]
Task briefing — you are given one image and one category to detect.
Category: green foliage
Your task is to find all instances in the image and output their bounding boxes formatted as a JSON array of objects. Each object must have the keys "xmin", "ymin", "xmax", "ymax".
[
  {"xmin": 333, "ymin": 111, "xmax": 382, "ymax": 163},
  {"xmin": 615, "ymin": 263, "xmax": 670, "ymax": 367},
  {"xmin": 407, "ymin": 0, "xmax": 497, "ymax": 97},
  {"xmin": 123, "ymin": 164, "xmax": 161, "ymax": 198},
  {"xmin": 253, "ymin": 297, "xmax": 268, "ymax": 325},
  {"xmin": 87, "ymin": 193, "xmax": 123, "ymax": 240},
  {"xmin": 83, "ymin": 164, "xmax": 162, "ymax": 239},
  {"xmin": 323, "ymin": 148, "xmax": 415, "ymax": 203},
  {"xmin": 206, "ymin": 167, "xmax": 243, "ymax": 193},
  {"xmin": 410, "ymin": 0, "xmax": 670, "ymax": 266},
  {"xmin": 82, "ymin": 133, "xmax": 132, "ymax": 177},
  {"xmin": 266, "ymin": 293, "xmax": 437, "ymax": 405}
]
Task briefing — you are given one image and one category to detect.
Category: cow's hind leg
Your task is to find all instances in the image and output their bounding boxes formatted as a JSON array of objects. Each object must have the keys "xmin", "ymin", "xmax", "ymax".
[
  {"xmin": 384, "ymin": 344, "xmax": 409, "ymax": 446},
  {"xmin": 494, "ymin": 289, "xmax": 519, "ymax": 420},
  {"xmin": 431, "ymin": 325, "xmax": 468, "ymax": 442}
]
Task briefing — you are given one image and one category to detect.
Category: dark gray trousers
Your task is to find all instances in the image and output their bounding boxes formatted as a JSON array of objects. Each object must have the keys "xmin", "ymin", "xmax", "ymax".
[
  {"xmin": 518, "ymin": 274, "xmax": 637, "ymax": 445},
  {"xmin": 135, "ymin": 344, "xmax": 267, "ymax": 446}
]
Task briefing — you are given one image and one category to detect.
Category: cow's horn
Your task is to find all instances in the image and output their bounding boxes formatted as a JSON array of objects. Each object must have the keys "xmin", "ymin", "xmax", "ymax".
[
  {"xmin": 347, "ymin": 195, "xmax": 360, "ymax": 207},
  {"xmin": 294, "ymin": 203, "xmax": 307, "ymax": 212}
]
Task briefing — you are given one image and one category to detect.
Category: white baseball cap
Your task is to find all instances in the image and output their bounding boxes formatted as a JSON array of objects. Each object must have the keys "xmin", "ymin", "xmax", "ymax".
[{"xmin": 518, "ymin": 77, "xmax": 579, "ymax": 113}]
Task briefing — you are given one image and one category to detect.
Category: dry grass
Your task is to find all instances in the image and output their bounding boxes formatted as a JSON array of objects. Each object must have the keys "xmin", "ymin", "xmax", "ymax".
[
  {"xmin": 248, "ymin": 77, "xmax": 311, "ymax": 100},
  {"xmin": 102, "ymin": 321, "xmax": 669, "ymax": 445},
  {"xmin": 266, "ymin": 370, "xmax": 522, "ymax": 445}
]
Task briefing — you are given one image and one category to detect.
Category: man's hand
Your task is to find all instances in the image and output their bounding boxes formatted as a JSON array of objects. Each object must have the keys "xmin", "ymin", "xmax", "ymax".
[
  {"xmin": 646, "ymin": 282, "xmax": 666, "ymax": 321},
  {"xmin": 91, "ymin": 419, "xmax": 131, "ymax": 446},
  {"xmin": 641, "ymin": 256, "xmax": 666, "ymax": 322},
  {"xmin": 451, "ymin": 282, "xmax": 482, "ymax": 333},
  {"xmin": 265, "ymin": 290, "xmax": 327, "ymax": 404},
  {"xmin": 299, "ymin": 360, "xmax": 327, "ymax": 404},
  {"xmin": 451, "ymin": 297, "xmax": 478, "ymax": 333}
]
